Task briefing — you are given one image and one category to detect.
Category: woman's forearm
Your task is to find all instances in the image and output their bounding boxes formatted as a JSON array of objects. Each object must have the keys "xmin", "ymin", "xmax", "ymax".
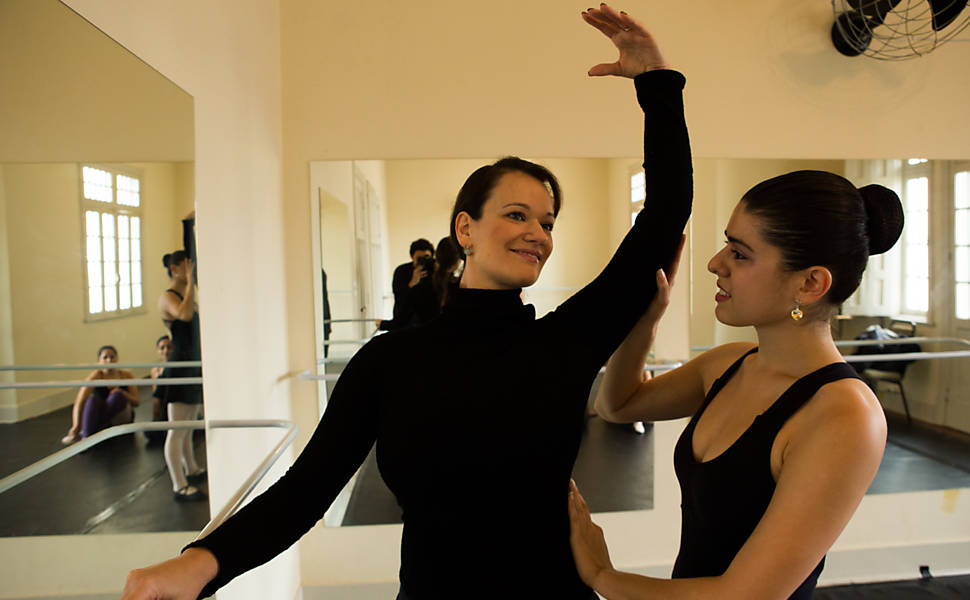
[
  {"xmin": 595, "ymin": 316, "xmax": 658, "ymax": 420},
  {"xmin": 176, "ymin": 283, "xmax": 196, "ymax": 321},
  {"xmin": 593, "ymin": 569, "xmax": 721, "ymax": 600}
]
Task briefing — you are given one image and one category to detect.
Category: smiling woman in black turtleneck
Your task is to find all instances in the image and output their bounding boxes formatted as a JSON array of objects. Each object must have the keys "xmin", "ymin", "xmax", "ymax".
[{"xmin": 120, "ymin": 5, "xmax": 691, "ymax": 600}]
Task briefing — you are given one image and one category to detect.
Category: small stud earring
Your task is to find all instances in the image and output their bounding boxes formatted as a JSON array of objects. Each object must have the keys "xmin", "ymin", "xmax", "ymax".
[{"xmin": 790, "ymin": 301, "xmax": 804, "ymax": 321}]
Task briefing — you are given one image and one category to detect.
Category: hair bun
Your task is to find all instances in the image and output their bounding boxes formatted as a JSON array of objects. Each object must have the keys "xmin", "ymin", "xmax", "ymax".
[
  {"xmin": 858, "ymin": 184, "xmax": 904, "ymax": 256},
  {"xmin": 162, "ymin": 253, "xmax": 172, "ymax": 268}
]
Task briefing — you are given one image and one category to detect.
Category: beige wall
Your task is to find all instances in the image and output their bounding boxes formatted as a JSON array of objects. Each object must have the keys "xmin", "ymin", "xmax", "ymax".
[
  {"xmin": 0, "ymin": 0, "xmax": 193, "ymax": 163},
  {"xmin": 3, "ymin": 0, "xmax": 967, "ymax": 597}
]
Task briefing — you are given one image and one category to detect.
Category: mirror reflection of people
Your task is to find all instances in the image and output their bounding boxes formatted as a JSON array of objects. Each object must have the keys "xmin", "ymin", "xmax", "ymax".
[
  {"xmin": 568, "ymin": 130, "xmax": 904, "ymax": 597},
  {"xmin": 60, "ymin": 345, "xmax": 138, "ymax": 444},
  {"xmin": 377, "ymin": 238, "xmax": 435, "ymax": 331},
  {"xmin": 431, "ymin": 235, "xmax": 461, "ymax": 309},
  {"xmin": 144, "ymin": 335, "xmax": 173, "ymax": 446},
  {"xmin": 158, "ymin": 250, "xmax": 206, "ymax": 502},
  {"xmin": 120, "ymin": 5, "xmax": 690, "ymax": 598}
]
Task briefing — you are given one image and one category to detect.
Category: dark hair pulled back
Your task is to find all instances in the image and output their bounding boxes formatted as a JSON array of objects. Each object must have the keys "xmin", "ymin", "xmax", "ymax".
[
  {"xmin": 162, "ymin": 250, "xmax": 188, "ymax": 278},
  {"xmin": 433, "ymin": 236, "xmax": 461, "ymax": 307},
  {"xmin": 97, "ymin": 344, "xmax": 117, "ymax": 358},
  {"xmin": 741, "ymin": 170, "xmax": 903, "ymax": 305},
  {"xmin": 449, "ymin": 157, "xmax": 562, "ymax": 256}
]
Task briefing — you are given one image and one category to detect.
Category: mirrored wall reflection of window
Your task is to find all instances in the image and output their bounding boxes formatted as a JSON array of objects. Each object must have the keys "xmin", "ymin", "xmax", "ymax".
[
  {"xmin": 82, "ymin": 164, "xmax": 144, "ymax": 319},
  {"xmin": 0, "ymin": 0, "xmax": 198, "ymax": 537},
  {"xmin": 954, "ymin": 169, "xmax": 970, "ymax": 322}
]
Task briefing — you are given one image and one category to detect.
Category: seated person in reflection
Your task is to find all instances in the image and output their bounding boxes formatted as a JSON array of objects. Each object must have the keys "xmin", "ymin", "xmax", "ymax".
[
  {"xmin": 378, "ymin": 237, "xmax": 435, "ymax": 331},
  {"xmin": 144, "ymin": 334, "xmax": 173, "ymax": 446},
  {"xmin": 120, "ymin": 6, "xmax": 690, "ymax": 598},
  {"xmin": 568, "ymin": 169, "xmax": 904, "ymax": 599},
  {"xmin": 61, "ymin": 345, "xmax": 139, "ymax": 444}
]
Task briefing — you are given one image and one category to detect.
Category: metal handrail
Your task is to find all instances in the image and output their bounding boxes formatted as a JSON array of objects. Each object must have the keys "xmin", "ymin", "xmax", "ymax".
[
  {"xmin": 298, "ymin": 370, "xmax": 340, "ymax": 382},
  {"xmin": 0, "ymin": 419, "xmax": 298, "ymax": 540},
  {"xmin": 0, "ymin": 361, "xmax": 201, "ymax": 371},
  {"xmin": 692, "ymin": 337, "xmax": 970, "ymax": 355},
  {"xmin": 0, "ymin": 377, "xmax": 202, "ymax": 390},
  {"xmin": 598, "ymin": 361, "xmax": 683, "ymax": 375},
  {"xmin": 323, "ymin": 319, "xmax": 380, "ymax": 324}
]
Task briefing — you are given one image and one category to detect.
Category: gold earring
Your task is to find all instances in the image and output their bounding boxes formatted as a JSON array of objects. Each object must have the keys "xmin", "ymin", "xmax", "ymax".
[{"xmin": 790, "ymin": 301, "xmax": 803, "ymax": 321}]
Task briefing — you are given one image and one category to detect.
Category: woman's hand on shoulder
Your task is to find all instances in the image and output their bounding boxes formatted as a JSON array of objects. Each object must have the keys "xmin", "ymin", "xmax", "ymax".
[
  {"xmin": 120, "ymin": 548, "xmax": 217, "ymax": 600},
  {"xmin": 582, "ymin": 4, "xmax": 669, "ymax": 78}
]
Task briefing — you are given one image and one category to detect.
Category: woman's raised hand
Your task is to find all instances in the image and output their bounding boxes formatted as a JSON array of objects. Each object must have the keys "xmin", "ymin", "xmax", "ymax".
[{"xmin": 582, "ymin": 4, "xmax": 668, "ymax": 78}]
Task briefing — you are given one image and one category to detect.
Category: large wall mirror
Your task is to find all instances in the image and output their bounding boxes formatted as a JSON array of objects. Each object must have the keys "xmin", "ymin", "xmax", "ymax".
[
  {"xmin": 0, "ymin": 0, "xmax": 200, "ymax": 536},
  {"xmin": 310, "ymin": 156, "xmax": 970, "ymax": 527}
]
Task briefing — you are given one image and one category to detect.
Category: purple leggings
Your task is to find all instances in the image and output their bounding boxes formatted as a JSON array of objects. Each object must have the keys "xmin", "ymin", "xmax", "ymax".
[{"xmin": 80, "ymin": 390, "xmax": 128, "ymax": 438}]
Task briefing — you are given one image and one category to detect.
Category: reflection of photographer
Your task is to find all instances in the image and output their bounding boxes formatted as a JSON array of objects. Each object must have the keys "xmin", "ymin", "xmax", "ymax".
[{"xmin": 379, "ymin": 238, "xmax": 435, "ymax": 331}]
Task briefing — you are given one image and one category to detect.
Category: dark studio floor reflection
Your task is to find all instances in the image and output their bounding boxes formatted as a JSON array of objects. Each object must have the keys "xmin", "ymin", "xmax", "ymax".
[
  {"xmin": 0, "ymin": 388, "xmax": 209, "ymax": 537},
  {"xmin": 3, "ymin": 388, "xmax": 969, "ymax": 536},
  {"xmin": 340, "ymin": 406, "xmax": 970, "ymax": 527}
]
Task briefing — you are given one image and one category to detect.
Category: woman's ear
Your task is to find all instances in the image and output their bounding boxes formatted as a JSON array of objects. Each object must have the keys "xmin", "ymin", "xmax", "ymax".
[
  {"xmin": 798, "ymin": 266, "xmax": 833, "ymax": 304},
  {"xmin": 455, "ymin": 211, "xmax": 472, "ymax": 248}
]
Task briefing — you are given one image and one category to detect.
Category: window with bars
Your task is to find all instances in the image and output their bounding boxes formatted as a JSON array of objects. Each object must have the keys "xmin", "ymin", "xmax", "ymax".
[
  {"xmin": 630, "ymin": 170, "xmax": 645, "ymax": 228},
  {"xmin": 81, "ymin": 165, "xmax": 144, "ymax": 319},
  {"xmin": 901, "ymin": 161, "xmax": 930, "ymax": 316},
  {"xmin": 956, "ymin": 170, "xmax": 970, "ymax": 321}
]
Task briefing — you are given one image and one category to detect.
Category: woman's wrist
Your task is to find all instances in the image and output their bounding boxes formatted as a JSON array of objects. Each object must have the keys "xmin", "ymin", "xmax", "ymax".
[{"xmin": 181, "ymin": 547, "xmax": 219, "ymax": 585}]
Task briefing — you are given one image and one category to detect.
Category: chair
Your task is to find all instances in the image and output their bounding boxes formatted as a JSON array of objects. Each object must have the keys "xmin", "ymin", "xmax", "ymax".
[{"xmin": 856, "ymin": 319, "xmax": 918, "ymax": 424}]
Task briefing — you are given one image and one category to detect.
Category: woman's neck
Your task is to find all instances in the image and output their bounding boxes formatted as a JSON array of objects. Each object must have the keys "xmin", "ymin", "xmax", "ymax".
[
  {"xmin": 169, "ymin": 278, "xmax": 188, "ymax": 295},
  {"xmin": 752, "ymin": 318, "xmax": 844, "ymax": 378}
]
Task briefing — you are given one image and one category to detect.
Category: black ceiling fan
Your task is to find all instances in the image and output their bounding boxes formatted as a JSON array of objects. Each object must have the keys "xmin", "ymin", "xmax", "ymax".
[{"xmin": 832, "ymin": 0, "xmax": 970, "ymax": 58}]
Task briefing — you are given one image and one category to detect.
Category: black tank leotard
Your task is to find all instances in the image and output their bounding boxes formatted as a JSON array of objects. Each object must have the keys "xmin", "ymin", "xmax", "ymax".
[
  {"xmin": 672, "ymin": 347, "xmax": 863, "ymax": 599},
  {"xmin": 160, "ymin": 289, "xmax": 203, "ymax": 405}
]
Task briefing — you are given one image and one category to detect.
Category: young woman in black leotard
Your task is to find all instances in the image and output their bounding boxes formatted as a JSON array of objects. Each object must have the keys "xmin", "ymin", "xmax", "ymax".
[
  {"xmin": 121, "ymin": 5, "xmax": 690, "ymax": 598},
  {"xmin": 158, "ymin": 249, "xmax": 206, "ymax": 502},
  {"xmin": 567, "ymin": 115, "xmax": 905, "ymax": 598}
]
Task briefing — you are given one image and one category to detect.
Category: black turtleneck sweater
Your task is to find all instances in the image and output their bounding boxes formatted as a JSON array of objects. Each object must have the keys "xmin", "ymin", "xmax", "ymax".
[{"xmin": 186, "ymin": 69, "xmax": 692, "ymax": 600}]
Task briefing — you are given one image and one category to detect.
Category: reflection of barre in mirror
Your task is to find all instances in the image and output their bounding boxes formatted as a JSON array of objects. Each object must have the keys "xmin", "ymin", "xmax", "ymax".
[
  {"xmin": 0, "ymin": 361, "xmax": 201, "ymax": 371},
  {"xmin": 0, "ymin": 419, "xmax": 298, "ymax": 541}
]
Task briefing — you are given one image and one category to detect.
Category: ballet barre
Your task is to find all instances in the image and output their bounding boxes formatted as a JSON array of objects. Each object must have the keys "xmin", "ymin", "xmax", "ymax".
[
  {"xmin": 0, "ymin": 377, "xmax": 202, "ymax": 390},
  {"xmin": 298, "ymin": 370, "xmax": 340, "ymax": 382},
  {"xmin": 324, "ymin": 318, "xmax": 380, "ymax": 324},
  {"xmin": 598, "ymin": 361, "xmax": 683, "ymax": 375},
  {"xmin": 0, "ymin": 361, "xmax": 201, "ymax": 371},
  {"xmin": 0, "ymin": 418, "xmax": 298, "ymax": 540}
]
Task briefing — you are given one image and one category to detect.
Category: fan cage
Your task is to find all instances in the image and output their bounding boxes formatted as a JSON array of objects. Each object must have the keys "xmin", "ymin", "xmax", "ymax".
[{"xmin": 832, "ymin": 0, "xmax": 970, "ymax": 60}]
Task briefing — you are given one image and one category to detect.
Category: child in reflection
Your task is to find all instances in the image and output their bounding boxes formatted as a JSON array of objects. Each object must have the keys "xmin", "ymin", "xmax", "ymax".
[
  {"xmin": 568, "ymin": 167, "xmax": 904, "ymax": 599},
  {"xmin": 144, "ymin": 334, "xmax": 173, "ymax": 446},
  {"xmin": 61, "ymin": 345, "xmax": 138, "ymax": 444}
]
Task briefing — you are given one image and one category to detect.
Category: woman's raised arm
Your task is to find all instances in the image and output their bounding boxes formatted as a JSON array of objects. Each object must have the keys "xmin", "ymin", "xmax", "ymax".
[{"xmin": 554, "ymin": 5, "xmax": 692, "ymax": 365}]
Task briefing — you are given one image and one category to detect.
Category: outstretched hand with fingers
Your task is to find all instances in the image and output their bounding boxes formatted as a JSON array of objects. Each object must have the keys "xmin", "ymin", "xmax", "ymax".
[
  {"xmin": 582, "ymin": 3, "xmax": 668, "ymax": 78},
  {"xmin": 568, "ymin": 479, "xmax": 614, "ymax": 589}
]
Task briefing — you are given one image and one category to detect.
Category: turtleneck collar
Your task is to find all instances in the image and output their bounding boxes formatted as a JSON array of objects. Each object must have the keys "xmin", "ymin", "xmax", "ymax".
[{"xmin": 441, "ymin": 287, "xmax": 536, "ymax": 323}]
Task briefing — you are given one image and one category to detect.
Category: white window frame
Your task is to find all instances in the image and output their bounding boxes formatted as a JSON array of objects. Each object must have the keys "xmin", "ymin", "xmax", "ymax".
[
  {"xmin": 629, "ymin": 168, "xmax": 645, "ymax": 229},
  {"xmin": 846, "ymin": 159, "xmax": 970, "ymax": 328},
  {"xmin": 80, "ymin": 163, "xmax": 146, "ymax": 322},
  {"xmin": 951, "ymin": 161, "xmax": 970, "ymax": 328}
]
